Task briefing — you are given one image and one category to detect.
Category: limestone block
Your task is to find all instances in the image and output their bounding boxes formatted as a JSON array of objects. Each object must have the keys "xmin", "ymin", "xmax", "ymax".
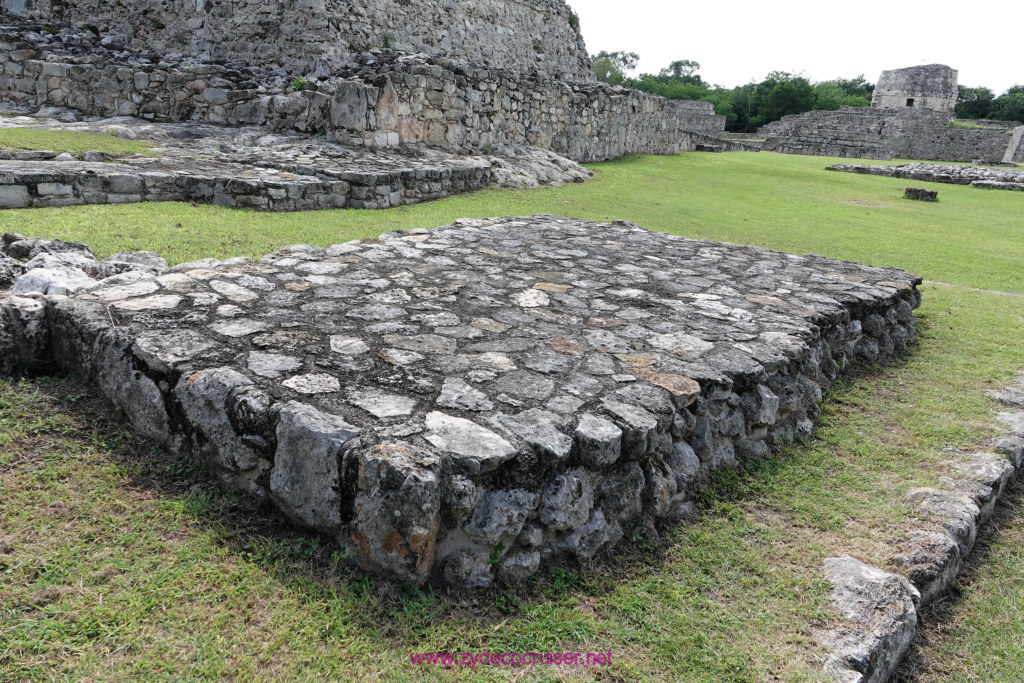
[
  {"xmin": 270, "ymin": 401, "xmax": 360, "ymax": 532},
  {"xmin": 348, "ymin": 441, "xmax": 441, "ymax": 584}
]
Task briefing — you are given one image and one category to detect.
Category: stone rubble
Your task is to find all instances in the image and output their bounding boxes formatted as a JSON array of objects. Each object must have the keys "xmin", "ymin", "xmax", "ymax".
[
  {"xmin": 0, "ymin": 215, "xmax": 923, "ymax": 587},
  {"xmin": 818, "ymin": 373, "xmax": 1024, "ymax": 682},
  {"xmin": 829, "ymin": 162, "xmax": 1024, "ymax": 192}
]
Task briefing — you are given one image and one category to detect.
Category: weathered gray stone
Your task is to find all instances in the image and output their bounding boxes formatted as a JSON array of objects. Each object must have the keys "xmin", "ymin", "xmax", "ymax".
[
  {"xmin": 0, "ymin": 295, "xmax": 50, "ymax": 372},
  {"xmin": 0, "ymin": 255, "xmax": 26, "ymax": 289},
  {"xmin": 997, "ymin": 411, "xmax": 1024, "ymax": 437},
  {"xmin": 23, "ymin": 249, "xmax": 98, "ymax": 275},
  {"xmin": 890, "ymin": 531, "xmax": 962, "ymax": 607},
  {"xmin": 575, "ymin": 413, "xmax": 623, "ymax": 467},
  {"xmin": 12, "ymin": 267, "xmax": 97, "ymax": 295},
  {"xmin": 281, "ymin": 373, "xmax": 341, "ymax": 394},
  {"xmin": 497, "ymin": 550, "xmax": 541, "ymax": 583},
  {"xmin": 493, "ymin": 409, "xmax": 573, "ymax": 461},
  {"xmin": 464, "ymin": 489, "xmax": 538, "ymax": 546},
  {"xmin": 175, "ymin": 367, "xmax": 261, "ymax": 474},
  {"xmin": 423, "ymin": 411, "xmax": 516, "ymax": 474},
  {"xmin": 539, "ymin": 468, "xmax": 594, "ymax": 532},
  {"xmin": 270, "ymin": 401, "xmax": 360, "ymax": 531},
  {"xmin": 442, "ymin": 548, "xmax": 493, "ymax": 589},
  {"xmin": 92, "ymin": 334, "xmax": 171, "ymax": 444},
  {"xmin": 348, "ymin": 389, "xmax": 417, "ymax": 418},
  {"xmin": 349, "ymin": 441, "xmax": 441, "ymax": 584},
  {"xmin": 436, "ymin": 377, "xmax": 493, "ymax": 412},
  {"xmin": 97, "ymin": 251, "xmax": 169, "ymax": 278},
  {"xmin": 247, "ymin": 351, "xmax": 303, "ymax": 379},
  {"xmin": 818, "ymin": 555, "xmax": 920, "ymax": 683}
]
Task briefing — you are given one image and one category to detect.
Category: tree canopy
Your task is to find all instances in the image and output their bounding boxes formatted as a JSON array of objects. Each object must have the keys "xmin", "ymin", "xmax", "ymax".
[{"xmin": 592, "ymin": 56, "xmax": 1024, "ymax": 131}]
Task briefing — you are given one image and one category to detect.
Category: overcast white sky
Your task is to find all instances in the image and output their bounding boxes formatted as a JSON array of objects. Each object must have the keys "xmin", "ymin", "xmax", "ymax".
[{"xmin": 570, "ymin": 0, "xmax": 1021, "ymax": 94}]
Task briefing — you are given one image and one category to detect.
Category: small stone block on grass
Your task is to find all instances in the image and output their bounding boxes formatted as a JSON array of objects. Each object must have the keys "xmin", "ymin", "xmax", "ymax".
[{"xmin": 905, "ymin": 187, "xmax": 938, "ymax": 201}]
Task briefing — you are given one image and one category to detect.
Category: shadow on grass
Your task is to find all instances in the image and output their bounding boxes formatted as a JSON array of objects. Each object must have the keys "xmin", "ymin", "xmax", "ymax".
[
  {"xmin": 891, "ymin": 477, "xmax": 1024, "ymax": 683},
  {"xmin": 11, "ymin": 346, "xmax": 920, "ymax": 644},
  {"xmin": 13, "ymin": 373, "xmax": 676, "ymax": 629}
]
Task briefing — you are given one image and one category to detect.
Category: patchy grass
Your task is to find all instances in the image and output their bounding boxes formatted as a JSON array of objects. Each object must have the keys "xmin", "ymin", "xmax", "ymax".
[
  {"xmin": 0, "ymin": 151, "xmax": 1022, "ymax": 681},
  {"xmin": 0, "ymin": 128, "xmax": 159, "ymax": 158},
  {"xmin": 895, "ymin": 488, "xmax": 1024, "ymax": 682}
]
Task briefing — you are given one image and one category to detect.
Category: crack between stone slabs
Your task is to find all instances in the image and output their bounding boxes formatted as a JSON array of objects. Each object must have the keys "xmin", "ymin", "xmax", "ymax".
[{"xmin": 816, "ymin": 375, "xmax": 1024, "ymax": 683}]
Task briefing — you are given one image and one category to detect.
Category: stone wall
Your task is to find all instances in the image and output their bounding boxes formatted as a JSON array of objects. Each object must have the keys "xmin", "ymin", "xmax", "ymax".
[
  {"xmin": 2, "ymin": 0, "xmax": 593, "ymax": 81},
  {"xmin": 0, "ymin": 157, "xmax": 502, "ymax": 210},
  {"xmin": 871, "ymin": 64, "xmax": 958, "ymax": 113},
  {"xmin": 760, "ymin": 107, "xmax": 1020, "ymax": 163},
  {"xmin": 0, "ymin": 17, "xmax": 726, "ymax": 163}
]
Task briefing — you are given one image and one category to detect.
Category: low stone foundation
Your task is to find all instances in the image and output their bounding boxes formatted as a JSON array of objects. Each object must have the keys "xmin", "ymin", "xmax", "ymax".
[
  {"xmin": 0, "ymin": 114, "xmax": 592, "ymax": 211},
  {"xmin": 0, "ymin": 216, "xmax": 922, "ymax": 587},
  {"xmin": 828, "ymin": 162, "xmax": 1024, "ymax": 192}
]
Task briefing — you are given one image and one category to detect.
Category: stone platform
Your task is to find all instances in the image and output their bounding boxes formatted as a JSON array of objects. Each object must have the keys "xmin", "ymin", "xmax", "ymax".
[
  {"xmin": 0, "ymin": 114, "xmax": 591, "ymax": 210},
  {"xmin": 828, "ymin": 162, "xmax": 1024, "ymax": 192},
  {"xmin": 0, "ymin": 216, "xmax": 922, "ymax": 586}
]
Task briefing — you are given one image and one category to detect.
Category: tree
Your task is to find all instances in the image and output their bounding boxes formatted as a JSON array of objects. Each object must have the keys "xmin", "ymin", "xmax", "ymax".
[
  {"xmin": 813, "ymin": 83, "xmax": 846, "ymax": 111},
  {"xmin": 658, "ymin": 60, "xmax": 702, "ymax": 84},
  {"xmin": 761, "ymin": 77, "xmax": 814, "ymax": 121},
  {"xmin": 955, "ymin": 86, "xmax": 996, "ymax": 120},
  {"xmin": 991, "ymin": 86, "xmax": 1024, "ymax": 123},
  {"xmin": 591, "ymin": 51, "xmax": 640, "ymax": 86}
]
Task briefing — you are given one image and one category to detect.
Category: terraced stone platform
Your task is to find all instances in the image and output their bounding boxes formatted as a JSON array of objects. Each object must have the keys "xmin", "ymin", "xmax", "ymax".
[
  {"xmin": 0, "ymin": 216, "xmax": 922, "ymax": 586},
  {"xmin": 0, "ymin": 114, "xmax": 591, "ymax": 210}
]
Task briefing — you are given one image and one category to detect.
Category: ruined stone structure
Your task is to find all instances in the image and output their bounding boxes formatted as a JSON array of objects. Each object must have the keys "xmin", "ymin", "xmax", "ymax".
[
  {"xmin": 0, "ymin": 216, "xmax": 922, "ymax": 586},
  {"xmin": 2, "ymin": 0, "xmax": 593, "ymax": 80},
  {"xmin": 761, "ymin": 65, "xmax": 1024, "ymax": 163},
  {"xmin": 829, "ymin": 162, "xmax": 1024, "ymax": 192},
  {"xmin": 871, "ymin": 64, "xmax": 958, "ymax": 113},
  {"xmin": 0, "ymin": 115, "xmax": 594, "ymax": 210},
  {"xmin": 0, "ymin": 9, "xmax": 727, "ymax": 164}
]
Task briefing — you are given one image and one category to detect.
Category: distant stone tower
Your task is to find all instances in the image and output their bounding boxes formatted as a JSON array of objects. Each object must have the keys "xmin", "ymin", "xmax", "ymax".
[{"xmin": 870, "ymin": 64, "xmax": 958, "ymax": 113}]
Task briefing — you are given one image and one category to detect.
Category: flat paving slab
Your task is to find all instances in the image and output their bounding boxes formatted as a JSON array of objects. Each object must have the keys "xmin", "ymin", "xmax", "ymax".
[{"xmin": 0, "ymin": 216, "xmax": 922, "ymax": 586}]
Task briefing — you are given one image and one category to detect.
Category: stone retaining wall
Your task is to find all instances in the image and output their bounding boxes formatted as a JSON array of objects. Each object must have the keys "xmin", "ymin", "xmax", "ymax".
[
  {"xmin": 0, "ymin": 216, "xmax": 922, "ymax": 587},
  {"xmin": 0, "ymin": 156, "xmax": 499, "ymax": 210},
  {"xmin": 0, "ymin": 16, "xmax": 726, "ymax": 163},
  {"xmin": 760, "ymin": 107, "xmax": 1023, "ymax": 163},
  {"xmin": 2, "ymin": 0, "xmax": 592, "ymax": 81}
]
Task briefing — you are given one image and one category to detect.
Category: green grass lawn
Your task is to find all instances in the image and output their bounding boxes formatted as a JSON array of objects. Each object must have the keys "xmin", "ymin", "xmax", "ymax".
[
  {"xmin": 2, "ymin": 152, "xmax": 1021, "ymax": 292},
  {"xmin": 0, "ymin": 128, "xmax": 159, "ymax": 158},
  {"xmin": 0, "ymin": 151, "xmax": 1022, "ymax": 682}
]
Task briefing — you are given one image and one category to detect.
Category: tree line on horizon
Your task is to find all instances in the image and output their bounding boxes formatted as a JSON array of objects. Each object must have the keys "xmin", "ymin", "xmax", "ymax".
[{"xmin": 591, "ymin": 52, "xmax": 1024, "ymax": 133}]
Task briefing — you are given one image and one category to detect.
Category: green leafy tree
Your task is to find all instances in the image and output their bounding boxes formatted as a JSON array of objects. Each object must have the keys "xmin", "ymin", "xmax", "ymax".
[
  {"xmin": 658, "ymin": 60, "xmax": 703, "ymax": 84},
  {"xmin": 761, "ymin": 77, "xmax": 814, "ymax": 121},
  {"xmin": 591, "ymin": 51, "xmax": 640, "ymax": 85},
  {"xmin": 955, "ymin": 86, "xmax": 996, "ymax": 119},
  {"xmin": 991, "ymin": 86, "xmax": 1024, "ymax": 123},
  {"xmin": 813, "ymin": 83, "xmax": 847, "ymax": 111}
]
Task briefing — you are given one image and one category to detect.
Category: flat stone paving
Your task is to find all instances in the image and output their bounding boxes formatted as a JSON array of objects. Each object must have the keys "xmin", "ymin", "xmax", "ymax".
[{"xmin": 0, "ymin": 215, "xmax": 922, "ymax": 586}]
